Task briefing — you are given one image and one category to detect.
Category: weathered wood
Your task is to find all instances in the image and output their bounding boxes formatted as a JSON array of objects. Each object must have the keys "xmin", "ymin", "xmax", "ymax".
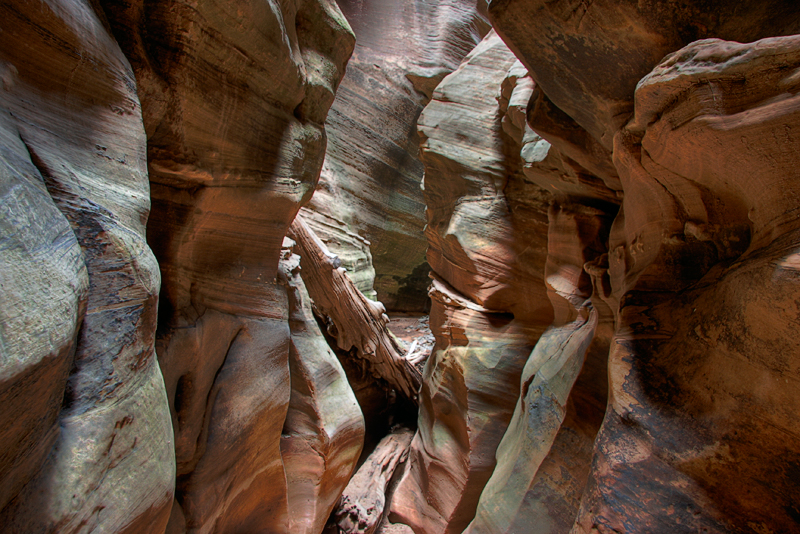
[
  {"xmin": 288, "ymin": 214, "xmax": 422, "ymax": 403},
  {"xmin": 334, "ymin": 427, "xmax": 415, "ymax": 534}
]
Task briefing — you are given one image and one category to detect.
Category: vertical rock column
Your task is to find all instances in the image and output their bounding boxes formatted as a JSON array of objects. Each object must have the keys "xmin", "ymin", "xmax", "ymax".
[
  {"xmin": 390, "ymin": 32, "xmax": 555, "ymax": 534},
  {"xmin": 101, "ymin": 0, "xmax": 357, "ymax": 532},
  {"xmin": 463, "ymin": 56, "xmax": 617, "ymax": 534},
  {"xmin": 281, "ymin": 240, "xmax": 366, "ymax": 534}
]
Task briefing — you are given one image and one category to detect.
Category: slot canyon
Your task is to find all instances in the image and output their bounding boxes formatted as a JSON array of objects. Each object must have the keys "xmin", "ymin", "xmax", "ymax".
[{"xmin": 2, "ymin": 0, "xmax": 800, "ymax": 533}]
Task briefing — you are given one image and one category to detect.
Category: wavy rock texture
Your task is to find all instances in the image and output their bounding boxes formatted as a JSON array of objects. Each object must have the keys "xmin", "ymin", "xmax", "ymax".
[
  {"xmin": 281, "ymin": 241, "xmax": 365, "ymax": 534},
  {"xmin": 0, "ymin": 0, "xmax": 174, "ymax": 531},
  {"xmin": 489, "ymin": 0, "xmax": 800, "ymax": 151},
  {"xmin": 463, "ymin": 201, "xmax": 612, "ymax": 534},
  {"xmin": 302, "ymin": 0, "xmax": 489, "ymax": 311},
  {"xmin": 390, "ymin": 32, "xmax": 555, "ymax": 534},
  {"xmin": 478, "ymin": 1, "xmax": 800, "ymax": 533},
  {"xmin": 99, "ymin": 0, "xmax": 358, "ymax": 532},
  {"xmin": 571, "ymin": 36, "xmax": 800, "ymax": 534},
  {"xmin": 390, "ymin": 29, "xmax": 617, "ymax": 534}
]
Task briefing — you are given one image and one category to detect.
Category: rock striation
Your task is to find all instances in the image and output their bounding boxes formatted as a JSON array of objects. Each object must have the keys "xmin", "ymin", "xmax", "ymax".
[
  {"xmin": 99, "ymin": 0, "xmax": 363, "ymax": 531},
  {"xmin": 387, "ymin": 2, "xmax": 800, "ymax": 534},
  {"xmin": 571, "ymin": 36, "xmax": 800, "ymax": 534},
  {"xmin": 303, "ymin": 0, "xmax": 490, "ymax": 311},
  {"xmin": 6, "ymin": 0, "xmax": 800, "ymax": 533},
  {"xmin": 390, "ymin": 32, "xmax": 554, "ymax": 534},
  {"xmin": 281, "ymin": 239, "xmax": 365, "ymax": 534},
  {"xmin": 390, "ymin": 28, "xmax": 615, "ymax": 534},
  {"xmin": 1, "ymin": 0, "xmax": 367, "ymax": 532},
  {"xmin": 0, "ymin": 0, "xmax": 175, "ymax": 531}
]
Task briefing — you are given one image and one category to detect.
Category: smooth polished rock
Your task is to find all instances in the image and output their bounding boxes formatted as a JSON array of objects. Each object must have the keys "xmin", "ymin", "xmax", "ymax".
[
  {"xmin": 305, "ymin": 0, "xmax": 490, "ymax": 311},
  {"xmin": 281, "ymin": 241, "xmax": 366, "ymax": 534},
  {"xmin": 101, "ymin": 0, "xmax": 357, "ymax": 531},
  {"xmin": 0, "ymin": 0, "xmax": 174, "ymax": 530}
]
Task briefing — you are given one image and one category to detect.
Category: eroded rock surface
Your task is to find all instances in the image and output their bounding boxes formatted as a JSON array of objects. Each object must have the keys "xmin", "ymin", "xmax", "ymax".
[
  {"xmin": 303, "ymin": 0, "xmax": 490, "ymax": 310},
  {"xmin": 572, "ymin": 36, "xmax": 800, "ymax": 534},
  {"xmin": 96, "ymin": 0, "xmax": 359, "ymax": 531},
  {"xmin": 390, "ymin": 32, "xmax": 554, "ymax": 534},
  {"xmin": 489, "ymin": 0, "xmax": 800, "ymax": 151},
  {"xmin": 0, "ymin": 0, "xmax": 174, "ymax": 531},
  {"xmin": 281, "ymin": 239, "xmax": 366, "ymax": 534}
]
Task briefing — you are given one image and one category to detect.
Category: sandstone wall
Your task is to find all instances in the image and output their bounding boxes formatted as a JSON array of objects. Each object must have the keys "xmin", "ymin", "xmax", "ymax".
[
  {"xmin": 302, "ymin": 0, "xmax": 490, "ymax": 311},
  {"xmin": 0, "ymin": 0, "xmax": 174, "ymax": 531},
  {"xmin": 390, "ymin": 32, "xmax": 553, "ymax": 534},
  {"xmin": 100, "ymin": 0, "xmax": 363, "ymax": 531},
  {"xmin": 388, "ymin": 1, "xmax": 800, "ymax": 533},
  {"xmin": 0, "ymin": 0, "xmax": 365, "ymax": 532}
]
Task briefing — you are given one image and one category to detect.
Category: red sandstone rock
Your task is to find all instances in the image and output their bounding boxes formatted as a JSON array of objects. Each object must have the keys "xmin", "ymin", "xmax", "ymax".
[
  {"xmin": 0, "ymin": 0, "xmax": 174, "ymax": 531},
  {"xmin": 281, "ymin": 240, "xmax": 366, "ymax": 534},
  {"xmin": 572, "ymin": 36, "xmax": 800, "ymax": 534},
  {"xmin": 99, "ymin": 0, "xmax": 358, "ymax": 531},
  {"xmin": 303, "ymin": 0, "xmax": 490, "ymax": 311},
  {"xmin": 489, "ymin": 0, "xmax": 800, "ymax": 151},
  {"xmin": 390, "ymin": 32, "xmax": 555, "ymax": 534}
]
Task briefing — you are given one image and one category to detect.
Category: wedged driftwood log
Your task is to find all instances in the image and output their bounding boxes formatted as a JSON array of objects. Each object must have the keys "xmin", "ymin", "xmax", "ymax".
[
  {"xmin": 288, "ymin": 215, "xmax": 422, "ymax": 403},
  {"xmin": 334, "ymin": 427, "xmax": 415, "ymax": 534}
]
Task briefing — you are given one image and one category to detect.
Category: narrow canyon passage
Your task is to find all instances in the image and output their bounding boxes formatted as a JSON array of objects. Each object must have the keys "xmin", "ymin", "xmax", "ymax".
[{"xmin": 2, "ymin": 1, "xmax": 800, "ymax": 534}]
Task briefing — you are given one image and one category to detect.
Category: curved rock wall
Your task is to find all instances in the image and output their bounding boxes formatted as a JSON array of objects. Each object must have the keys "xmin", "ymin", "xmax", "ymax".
[
  {"xmin": 0, "ymin": 0, "xmax": 174, "ymax": 531},
  {"xmin": 302, "ymin": 0, "xmax": 490, "ymax": 311},
  {"xmin": 390, "ymin": 29, "xmax": 615, "ymax": 534},
  {"xmin": 390, "ymin": 32, "xmax": 554, "ymax": 534},
  {"xmin": 573, "ymin": 36, "xmax": 800, "ymax": 534},
  {"xmin": 1, "ymin": 0, "xmax": 365, "ymax": 532},
  {"xmin": 6, "ymin": 1, "xmax": 800, "ymax": 533},
  {"xmin": 99, "ymin": 0, "xmax": 363, "ymax": 531},
  {"xmin": 389, "ymin": 2, "xmax": 800, "ymax": 534}
]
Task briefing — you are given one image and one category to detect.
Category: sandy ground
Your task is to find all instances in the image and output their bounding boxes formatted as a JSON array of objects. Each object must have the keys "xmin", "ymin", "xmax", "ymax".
[{"xmin": 386, "ymin": 313, "xmax": 434, "ymax": 375}]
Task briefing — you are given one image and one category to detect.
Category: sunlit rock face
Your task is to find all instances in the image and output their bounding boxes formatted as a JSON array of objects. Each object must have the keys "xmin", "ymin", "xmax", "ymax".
[
  {"xmin": 390, "ymin": 32, "xmax": 554, "ymax": 534},
  {"xmin": 99, "ymin": 0, "xmax": 360, "ymax": 532},
  {"xmin": 0, "ymin": 0, "xmax": 174, "ymax": 531},
  {"xmin": 393, "ymin": 2, "xmax": 800, "ymax": 533},
  {"xmin": 390, "ymin": 30, "xmax": 614, "ymax": 534},
  {"xmin": 303, "ymin": 0, "xmax": 490, "ymax": 311}
]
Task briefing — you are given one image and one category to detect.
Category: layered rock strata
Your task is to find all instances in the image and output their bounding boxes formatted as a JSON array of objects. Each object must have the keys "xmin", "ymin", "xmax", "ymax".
[
  {"xmin": 389, "ymin": 2, "xmax": 800, "ymax": 533},
  {"xmin": 1, "ymin": 0, "xmax": 368, "ymax": 532},
  {"xmin": 281, "ymin": 239, "xmax": 366, "ymax": 534},
  {"xmin": 391, "ymin": 32, "xmax": 556, "ymax": 534},
  {"xmin": 572, "ymin": 36, "xmax": 800, "ymax": 534},
  {"xmin": 303, "ymin": 0, "xmax": 490, "ymax": 310},
  {"xmin": 98, "ymin": 0, "xmax": 361, "ymax": 531},
  {"xmin": 0, "ymin": 0, "xmax": 174, "ymax": 531}
]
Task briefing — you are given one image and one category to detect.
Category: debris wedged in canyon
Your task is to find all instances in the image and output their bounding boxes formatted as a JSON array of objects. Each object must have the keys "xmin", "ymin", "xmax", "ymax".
[{"xmin": 2, "ymin": 0, "xmax": 800, "ymax": 533}]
